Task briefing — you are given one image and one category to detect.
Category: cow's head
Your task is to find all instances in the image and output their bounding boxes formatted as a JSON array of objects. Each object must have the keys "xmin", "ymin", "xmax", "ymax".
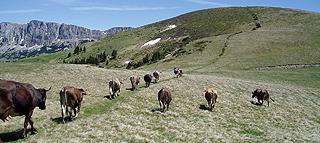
[
  {"xmin": 252, "ymin": 91, "xmax": 256, "ymax": 98},
  {"xmin": 37, "ymin": 86, "xmax": 51, "ymax": 110},
  {"xmin": 79, "ymin": 88, "xmax": 86, "ymax": 96},
  {"xmin": 79, "ymin": 88, "xmax": 86, "ymax": 100}
]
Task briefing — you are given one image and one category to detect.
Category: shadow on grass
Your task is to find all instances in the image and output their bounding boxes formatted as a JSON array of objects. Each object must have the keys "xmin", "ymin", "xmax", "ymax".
[
  {"xmin": 104, "ymin": 95, "xmax": 112, "ymax": 100},
  {"xmin": 151, "ymin": 108, "xmax": 164, "ymax": 113},
  {"xmin": 199, "ymin": 104, "xmax": 213, "ymax": 111},
  {"xmin": 125, "ymin": 88, "xmax": 135, "ymax": 91},
  {"xmin": 0, "ymin": 128, "xmax": 34, "ymax": 142},
  {"xmin": 250, "ymin": 101, "xmax": 263, "ymax": 106},
  {"xmin": 51, "ymin": 116, "xmax": 76, "ymax": 124}
]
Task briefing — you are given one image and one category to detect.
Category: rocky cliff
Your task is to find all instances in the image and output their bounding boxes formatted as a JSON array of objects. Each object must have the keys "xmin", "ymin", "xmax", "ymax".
[{"xmin": 0, "ymin": 20, "xmax": 132, "ymax": 60}]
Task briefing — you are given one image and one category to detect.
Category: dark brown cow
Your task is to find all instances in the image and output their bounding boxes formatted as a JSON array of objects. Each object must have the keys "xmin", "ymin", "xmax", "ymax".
[
  {"xmin": 252, "ymin": 88, "xmax": 275, "ymax": 106},
  {"xmin": 158, "ymin": 88, "xmax": 172, "ymax": 112},
  {"xmin": 109, "ymin": 79, "xmax": 122, "ymax": 98},
  {"xmin": 153, "ymin": 71, "xmax": 160, "ymax": 83},
  {"xmin": 60, "ymin": 86, "xmax": 86, "ymax": 123},
  {"xmin": 0, "ymin": 79, "xmax": 51, "ymax": 138},
  {"xmin": 144, "ymin": 74, "xmax": 153, "ymax": 87},
  {"xmin": 203, "ymin": 88, "xmax": 218, "ymax": 111},
  {"xmin": 130, "ymin": 75, "xmax": 140, "ymax": 90}
]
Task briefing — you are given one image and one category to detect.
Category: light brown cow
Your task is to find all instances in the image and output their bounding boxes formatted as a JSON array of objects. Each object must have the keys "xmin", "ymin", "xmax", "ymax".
[
  {"xmin": 60, "ymin": 86, "xmax": 86, "ymax": 123},
  {"xmin": 203, "ymin": 88, "xmax": 218, "ymax": 111},
  {"xmin": 130, "ymin": 75, "xmax": 140, "ymax": 90},
  {"xmin": 109, "ymin": 79, "xmax": 123, "ymax": 98},
  {"xmin": 158, "ymin": 88, "xmax": 172, "ymax": 112}
]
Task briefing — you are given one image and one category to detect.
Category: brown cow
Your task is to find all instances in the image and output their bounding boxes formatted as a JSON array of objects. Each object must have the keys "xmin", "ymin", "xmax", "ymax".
[
  {"xmin": 0, "ymin": 79, "xmax": 51, "ymax": 138},
  {"xmin": 153, "ymin": 71, "xmax": 160, "ymax": 83},
  {"xmin": 109, "ymin": 79, "xmax": 122, "ymax": 98},
  {"xmin": 252, "ymin": 88, "xmax": 274, "ymax": 106},
  {"xmin": 130, "ymin": 75, "xmax": 140, "ymax": 90},
  {"xmin": 158, "ymin": 88, "xmax": 172, "ymax": 112},
  {"xmin": 203, "ymin": 88, "xmax": 218, "ymax": 111},
  {"xmin": 144, "ymin": 74, "xmax": 153, "ymax": 87},
  {"xmin": 60, "ymin": 86, "xmax": 86, "ymax": 123}
]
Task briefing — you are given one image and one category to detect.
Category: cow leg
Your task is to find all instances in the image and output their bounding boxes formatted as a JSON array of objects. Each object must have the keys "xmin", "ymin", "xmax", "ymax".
[
  {"xmin": 159, "ymin": 101, "xmax": 165, "ymax": 112},
  {"xmin": 162, "ymin": 102, "xmax": 166, "ymax": 112},
  {"xmin": 159, "ymin": 101, "xmax": 162, "ymax": 111},
  {"xmin": 267, "ymin": 99, "xmax": 270, "ymax": 107},
  {"xmin": 75, "ymin": 103, "xmax": 81, "ymax": 118},
  {"xmin": 261, "ymin": 100, "xmax": 264, "ymax": 105},
  {"xmin": 207, "ymin": 100, "xmax": 211, "ymax": 110},
  {"xmin": 29, "ymin": 117, "xmax": 37, "ymax": 134},
  {"xmin": 166, "ymin": 102, "xmax": 170, "ymax": 111},
  {"xmin": 68, "ymin": 107, "xmax": 73, "ymax": 120},
  {"xmin": 73, "ymin": 107, "xmax": 77, "ymax": 118},
  {"xmin": 22, "ymin": 111, "xmax": 33, "ymax": 138},
  {"xmin": 61, "ymin": 105, "xmax": 66, "ymax": 123}
]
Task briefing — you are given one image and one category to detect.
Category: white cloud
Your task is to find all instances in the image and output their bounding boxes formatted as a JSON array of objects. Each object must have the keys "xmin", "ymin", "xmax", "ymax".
[
  {"xmin": 71, "ymin": 6, "xmax": 178, "ymax": 11},
  {"xmin": 0, "ymin": 9, "xmax": 41, "ymax": 14},
  {"xmin": 186, "ymin": 0, "xmax": 230, "ymax": 7}
]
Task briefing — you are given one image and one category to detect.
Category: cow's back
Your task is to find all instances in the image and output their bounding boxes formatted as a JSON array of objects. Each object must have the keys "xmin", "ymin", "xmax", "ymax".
[
  {"xmin": 158, "ymin": 88, "xmax": 172, "ymax": 102},
  {"xmin": 144, "ymin": 74, "xmax": 152, "ymax": 82},
  {"xmin": 60, "ymin": 86, "xmax": 81, "ymax": 107}
]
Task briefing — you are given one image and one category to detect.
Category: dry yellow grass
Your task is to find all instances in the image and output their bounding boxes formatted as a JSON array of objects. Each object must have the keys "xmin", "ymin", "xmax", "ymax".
[{"xmin": 0, "ymin": 63, "xmax": 319, "ymax": 142}]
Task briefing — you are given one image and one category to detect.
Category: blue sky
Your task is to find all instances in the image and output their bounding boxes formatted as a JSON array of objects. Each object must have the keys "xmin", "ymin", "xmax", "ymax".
[{"xmin": 0, "ymin": 0, "xmax": 319, "ymax": 30}]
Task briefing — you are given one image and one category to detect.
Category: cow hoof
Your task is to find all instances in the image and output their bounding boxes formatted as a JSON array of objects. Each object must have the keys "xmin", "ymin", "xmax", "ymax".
[
  {"xmin": 21, "ymin": 133, "xmax": 27, "ymax": 138},
  {"xmin": 31, "ymin": 129, "xmax": 38, "ymax": 135}
]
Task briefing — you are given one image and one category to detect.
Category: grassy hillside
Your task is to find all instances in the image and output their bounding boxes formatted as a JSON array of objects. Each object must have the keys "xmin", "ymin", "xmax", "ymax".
[
  {"xmin": 0, "ymin": 63, "xmax": 319, "ymax": 142},
  {"xmin": 20, "ymin": 7, "xmax": 320, "ymax": 71}
]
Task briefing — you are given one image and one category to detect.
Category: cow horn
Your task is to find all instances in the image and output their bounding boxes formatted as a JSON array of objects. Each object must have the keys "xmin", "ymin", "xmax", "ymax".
[{"xmin": 46, "ymin": 86, "xmax": 52, "ymax": 92}]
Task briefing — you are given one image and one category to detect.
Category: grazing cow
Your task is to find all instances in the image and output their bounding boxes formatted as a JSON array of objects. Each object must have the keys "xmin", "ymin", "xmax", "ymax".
[
  {"xmin": 252, "ymin": 88, "xmax": 275, "ymax": 106},
  {"xmin": 130, "ymin": 75, "xmax": 140, "ymax": 90},
  {"xmin": 153, "ymin": 71, "xmax": 160, "ymax": 83},
  {"xmin": 173, "ymin": 68, "xmax": 183, "ymax": 78},
  {"xmin": 109, "ymin": 79, "xmax": 122, "ymax": 98},
  {"xmin": 0, "ymin": 79, "xmax": 51, "ymax": 138},
  {"xmin": 158, "ymin": 88, "xmax": 172, "ymax": 112},
  {"xmin": 60, "ymin": 86, "xmax": 86, "ymax": 123},
  {"xmin": 203, "ymin": 88, "xmax": 218, "ymax": 111},
  {"xmin": 144, "ymin": 74, "xmax": 153, "ymax": 87}
]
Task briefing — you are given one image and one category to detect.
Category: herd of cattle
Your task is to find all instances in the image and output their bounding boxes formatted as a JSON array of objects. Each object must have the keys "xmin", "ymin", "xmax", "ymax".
[{"xmin": 0, "ymin": 67, "xmax": 275, "ymax": 140}]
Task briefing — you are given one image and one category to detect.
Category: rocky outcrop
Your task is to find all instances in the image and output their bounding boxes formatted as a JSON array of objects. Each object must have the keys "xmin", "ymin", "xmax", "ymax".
[
  {"xmin": 0, "ymin": 20, "xmax": 132, "ymax": 60},
  {"xmin": 103, "ymin": 27, "xmax": 132, "ymax": 36}
]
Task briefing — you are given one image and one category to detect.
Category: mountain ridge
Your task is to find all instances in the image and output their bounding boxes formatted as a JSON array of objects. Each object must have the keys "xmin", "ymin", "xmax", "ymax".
[{"xmin": 0, "ymin": 20, "xmax": 132, "ymax": 60}]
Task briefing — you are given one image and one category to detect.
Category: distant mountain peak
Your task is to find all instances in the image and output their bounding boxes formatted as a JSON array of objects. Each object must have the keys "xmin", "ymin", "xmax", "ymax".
[{"xmin": 0, "ymin": 20, "xmax": 133, "ymax": 60}]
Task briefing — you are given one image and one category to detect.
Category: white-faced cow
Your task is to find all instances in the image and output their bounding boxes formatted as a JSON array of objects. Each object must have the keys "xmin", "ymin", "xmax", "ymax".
[
  {"xmin": 130, "ymin": 75, "xmax": 140, "ymax": 90},
  {"xmin": 109, "ymin": 79, "xmax": 122, "ymax": 98},
  {"xmin": 203, "ymin": 88, "xmax": 218, "ymax": 111},
  {"xmin": 59, "ymin": 86, "xmax": 86, "ymax": 123},
  {"xmin": 144, "ymin": 74, "xmax": 153, "ymax": 87},
  {"xmin": 0, "ymin": 79, "xmax": 51, "ymax": 138},
  {"xmin": 153, "ymin": 71, "xmax": 160, "ymax": 83},
  {"xmin": 158, "ymin": 88, "xmax": 172, "ymax": 112},
  {"xmin": 252, "ymin": 88, "xmax": 274, "ymax": 106}
]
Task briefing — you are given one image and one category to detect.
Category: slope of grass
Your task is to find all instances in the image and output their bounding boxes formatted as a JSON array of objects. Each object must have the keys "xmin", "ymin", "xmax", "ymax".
[
  {"xmin": 21, "ymin": 7, "xmax": 320, "ymax": 71},
  {"xmin": 0, "ymin": 63, "xmax": 319, "ymax": 142}
]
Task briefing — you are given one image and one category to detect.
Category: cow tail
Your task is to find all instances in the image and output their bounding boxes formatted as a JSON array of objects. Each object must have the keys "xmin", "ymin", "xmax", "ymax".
[{"xmin": 270, "ymin": 97, "xmax": 275, "ymax": 102}]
